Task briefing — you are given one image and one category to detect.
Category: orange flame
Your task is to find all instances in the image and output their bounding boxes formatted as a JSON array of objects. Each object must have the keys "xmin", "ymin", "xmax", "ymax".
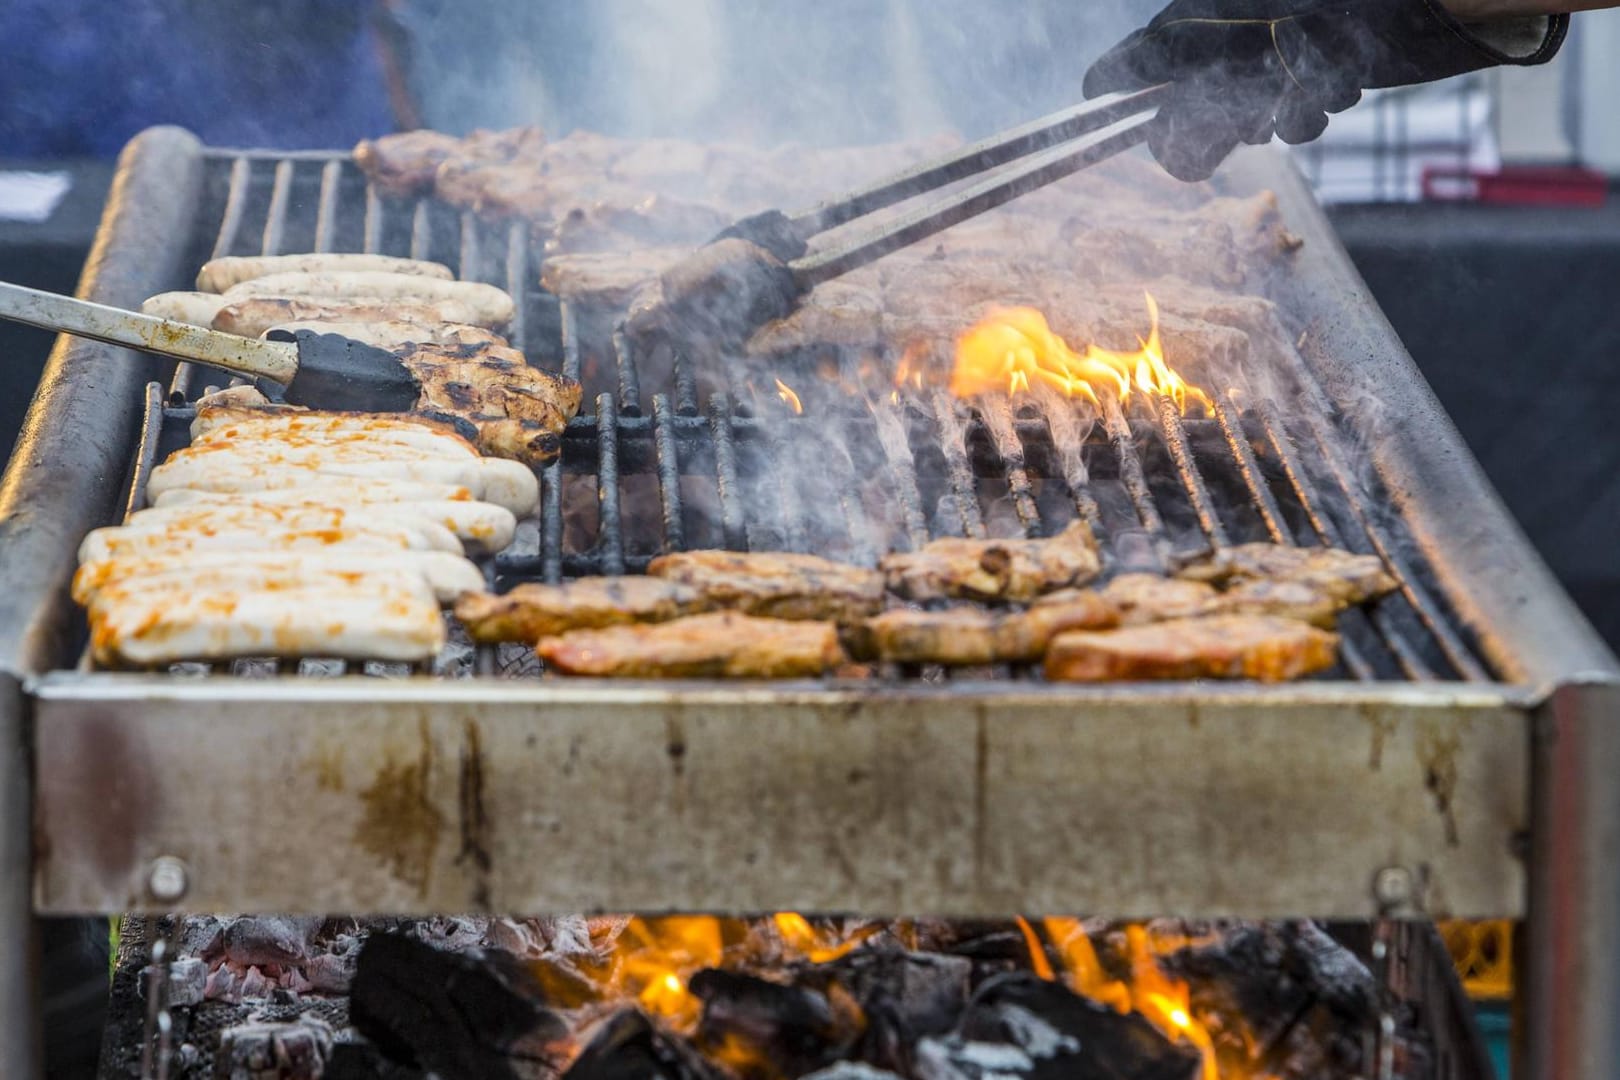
[
  {"xmin": 617, "ymin": 916, "xmax": 725, "ymax": 1031},
  {"xmin": 772, "ymin": 912, "xmax": 875, "ymax": 963},
  {"xmin": 948, "ymin": 294, "xmax": 1212, "ymax": 414},
  {"xmin": 1041, "ymin": 919, "xmax": 1225, "ymax": 1080},
  {"xmin": 775, "ymin": 378, "xmax": 804, "ymax": 414}
]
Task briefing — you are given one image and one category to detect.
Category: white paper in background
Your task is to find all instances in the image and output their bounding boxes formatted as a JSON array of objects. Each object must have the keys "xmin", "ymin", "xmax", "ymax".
[{"xmin": 0, "ymin": 171, "xmax": 72, "ymax": 223}]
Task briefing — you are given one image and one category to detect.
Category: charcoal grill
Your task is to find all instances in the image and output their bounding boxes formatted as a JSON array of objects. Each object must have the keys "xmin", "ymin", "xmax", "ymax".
[{"xmin": 0, "ymin": 126, "xmax": 1615, "ymax": 1078}]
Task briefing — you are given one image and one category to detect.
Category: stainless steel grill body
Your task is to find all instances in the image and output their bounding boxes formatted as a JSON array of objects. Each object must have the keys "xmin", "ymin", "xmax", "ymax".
[{"xmin": 0, "ymin": 127, "xmax": 1615, "ymax": 1078}]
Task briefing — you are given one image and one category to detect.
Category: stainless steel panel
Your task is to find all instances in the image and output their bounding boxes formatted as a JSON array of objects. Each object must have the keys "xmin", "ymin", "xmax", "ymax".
[{"xmin": 34, "ymin": 674, "xmax": 1531, "ymax": 918}]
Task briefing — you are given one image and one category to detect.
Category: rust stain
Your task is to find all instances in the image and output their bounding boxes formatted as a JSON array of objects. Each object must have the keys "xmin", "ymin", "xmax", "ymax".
[
  {"xmin": 1364, "ymin": 708, "xmax": 1397, "ymax": 771},
  {"xmin": 1418, "ymin": 727, "xmax": 1462, "ymax": 847},
  {"xmin": 456, "ymin": 718, "xmax": 493, "ymax": 911},
  {"xmin": 310, "ymin": 736, "xmax": 345, "ymax": 793},
  {"xmin": 354, "ymin": 716, "xmax": 443, "ymax": 895}
]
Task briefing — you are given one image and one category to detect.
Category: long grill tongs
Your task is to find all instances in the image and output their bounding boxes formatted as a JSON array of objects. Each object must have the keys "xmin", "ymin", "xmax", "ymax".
[{"xmin": 631, "ymin": 85, "xmax": 1167, "ymax": 346}]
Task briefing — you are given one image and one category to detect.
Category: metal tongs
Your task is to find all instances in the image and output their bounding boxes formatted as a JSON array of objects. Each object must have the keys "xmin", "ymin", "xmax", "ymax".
[{"xmin": 629, "ymin": 84, "xmax": 1167, "ymax": 349}]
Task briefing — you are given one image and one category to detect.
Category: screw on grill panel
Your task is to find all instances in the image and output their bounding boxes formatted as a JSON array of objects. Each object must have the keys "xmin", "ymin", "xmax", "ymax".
[
  {"xmin": 652, "ymin": 394, "xmax": 685, "ymax": 553},
  {"xmin": 707, "ymin": 393, "xmax": 749, "ymax": 551},
  {"xmin": 1374, "ymin": 866, "xmax": 1416, "ymax": 912},
  {"xmin": 146, "ymin": 857, "xmax": 190, "ymax": 904}
]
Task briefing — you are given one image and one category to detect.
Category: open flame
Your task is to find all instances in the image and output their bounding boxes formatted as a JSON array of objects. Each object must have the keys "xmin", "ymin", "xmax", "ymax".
[
  {"xmin": 1040, "ymin": 918, "xmax": 1230, "ymax": 1080},
  {"xmin": 946, "ymin": 294, "xmax": 1213, "ymax": 414},
  {"xmin": 775, "ymin": 378, "xmax": 804, "ymax": 415}
]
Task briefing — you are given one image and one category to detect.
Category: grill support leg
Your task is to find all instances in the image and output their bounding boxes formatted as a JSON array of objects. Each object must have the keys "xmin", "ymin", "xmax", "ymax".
[
  {"xmin": 1524, "ymin": 680, "xmax": 1620, "ymax": 1080},
  {"xmin": 0, "ymin": 675, "xmax": 41, "ymax": 1078}
]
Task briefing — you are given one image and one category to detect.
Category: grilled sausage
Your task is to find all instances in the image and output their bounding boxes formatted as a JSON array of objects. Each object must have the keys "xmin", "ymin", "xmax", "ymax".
[
  {"xmin": 213, "ymin": 298, "xmax": 491, "ymax": 337},
  {"xmin": 74, "ymin": 550, "xmax": 484, "ymax": 607},
  {"xmin": 197, "ymin": 254, "xmax": 453, "ymax": 293},
  {"xmin": 145, "ymin": 455, "xmax": 538, "ymax": 516},
  {"xmin": 78, "ymin": 523, "xmax": 441, "ymax": 564},
  {"xmin": 119, "ymin": 504, "xmax": 465, "ymax": 555},
  {"xmin": 127, "ymin": 497, "xmax": 514, "ymax": 554},
  {"xmin": 189, "ymin": 410, "xmax": 482, "ymax": 459},
  {"xmin": 152, "ymin": 478, "xmax": 477, "ymax": 508},
  {"xmin": 141, "ymin": 291, "xmax": 233, "ymax": 327},
  {"xmin": 222, "ymin": 272, "xmax": 515, "ymax": 328}
]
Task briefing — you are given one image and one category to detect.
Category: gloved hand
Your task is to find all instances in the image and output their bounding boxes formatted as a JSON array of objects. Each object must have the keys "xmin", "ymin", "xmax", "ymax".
[{"xmin": 1084, "ymin": 0, "xmax": 1568, "ymax": 181}]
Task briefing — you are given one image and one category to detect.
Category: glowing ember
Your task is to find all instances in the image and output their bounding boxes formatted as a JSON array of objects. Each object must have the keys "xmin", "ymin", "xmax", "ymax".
[
  {"xmin": 772, "ymin": 912, "xmax": 875, "ymax": 963},
  {"xmin": 947, "ymin": 294, "xmax": 1213, "ymax": 414},
  {"xmin": 775, "ymin": 378, "xmax": 804, "ymax": 414}
]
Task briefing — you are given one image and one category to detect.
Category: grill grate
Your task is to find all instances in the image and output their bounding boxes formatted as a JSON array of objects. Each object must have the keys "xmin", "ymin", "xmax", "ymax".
[{"xmin": 127, "ymin": 150, "xmax": 1496, "ymax": 683}]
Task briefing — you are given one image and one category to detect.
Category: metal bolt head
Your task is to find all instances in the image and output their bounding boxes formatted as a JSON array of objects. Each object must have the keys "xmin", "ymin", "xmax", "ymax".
[
  {"xmin": 146, "ymin": 856, "xmax": 190, "ymax": 904},
  {"xmin": 1373, "ymin": 866, "xmax": 1414, "ymax": 909}
]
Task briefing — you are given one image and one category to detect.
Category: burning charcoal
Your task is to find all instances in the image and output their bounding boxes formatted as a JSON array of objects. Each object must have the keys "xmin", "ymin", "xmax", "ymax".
[
  {"xmin": 563, "ymin": 1009, "xmax": 724, "ymax": 1080},
  {"xmin": 1158, "ymin": 921, "xmax": 1381, "ymax": 1078},
  {"xmin": 350, "ymin": 933, "xmax": 564, "ymax": 1080},
  {"xmin": 144, "ymin": 955, "xmax": 209, "ymax": 1008},
  {"xmin": 222, "ymin": 916, "xmax": 321, "ymax": 969},
  {"xmin": 819, "ymin": 951, "xmax": 972, "ymax": 1038},
  {"xmin": 212, "ymin": 1015, "xmax": 334, "ymax": 1079},
  {"xmin": 953, "ymin": 973, "xmax": 1202, "ymax": 1080},
  {"xmin": 178, "ymin": 915, "xmax": 228, "ymax": 961},
  {"xmin": 690, "ymin": 968, "xmax": 858, "ymax": 1075}
]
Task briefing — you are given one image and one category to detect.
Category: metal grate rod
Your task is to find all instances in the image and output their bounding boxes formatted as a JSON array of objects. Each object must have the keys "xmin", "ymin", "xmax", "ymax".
[
  {"xmin": 457, "ymin": 212, "xmax": 480, "ymax": 283},
  {"xmin": 767, "ymin": 417, "xmax": 810, "ymax": 553},
  {"xmin": 869, "ymin": 398, "xmax": 931, "ymax": 550},
  {"xmin": 313, "ymin": 160, "xmax": 342, "ymax": 253},
  {"xmin": 672, "ymin": 346, "xmax": 700, "ymax": 417},
  {"xmin": 651, "ymin": 394, "xmax": 685, "ymax": 553},
  {"xmin": 979, "ymin": 398, "xmax": 1043, "ymax": 537},
  {"xmin": 595, "ymin": 392, "xmax": 625, "ymax": 575},
  {"xmin": 1212, "ymin": 391, "xmax": 1288, "ymax": 542},
  {"xmin": 503, "ymin": 221, "xmax": 528, "ymax": 354},
  {"xmin": 1154, "ymin": 397, "xmax": 1227, "ymax": 547},
  {"xmin": 1038, "ymin": 392, "xmax": 1105, "ymax": 536},
  {"xmin": 210, "ymin": 157, "xmax": 251, "ymax": 260},
  {"xmin": 409, "ymin": 200, "xmax": 432, "ymax": 262},
  {"xmin": 260, "ymin": 159, "xmax": 295, "ymax": 256},
  {"xmin": 558, "ymin": 303, "xmax": 584, "ymax": 384},
  {"xmin": 540, "ymin": 460, "xmax": 564, "ymax": 584},
  {"xmin": 1100, "ymin": 397, "xmax": 1167, "ymax": 540},
  {"xmin": 707, "ymin": 393, "xmax": 749, "ymax": 550},
  {"xmin": 362, "ymin": 185, "xmax": 384, "ymax": 255},
  {"xmin": 612, "ymin": 329, "xmax": 642, "ymax": 417},
  {"xmin": 930, "ymin": 387, "xmax": 986, "ymax": 539}
]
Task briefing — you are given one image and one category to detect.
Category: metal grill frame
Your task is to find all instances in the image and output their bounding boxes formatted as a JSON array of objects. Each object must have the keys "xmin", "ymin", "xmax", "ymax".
[{"xmin": 0, "ymin": 127, "xmax": 1615, "ymax": 1078}]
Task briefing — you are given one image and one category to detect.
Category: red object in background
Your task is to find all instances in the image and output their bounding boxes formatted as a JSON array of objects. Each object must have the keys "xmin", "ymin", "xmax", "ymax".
[{"xmin": 1421, "ymin": 164, "xmax": 1609, "ymax": 207}]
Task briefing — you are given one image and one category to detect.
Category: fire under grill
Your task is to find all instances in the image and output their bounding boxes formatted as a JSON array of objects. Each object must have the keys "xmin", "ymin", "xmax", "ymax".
[
  {"xmin": 126, "ymin": 146, "xmax": 1490, "ymax": 683},
  {"xmin": 4, "ymin": 127, "xmax": 1620, "ymax": 1080}
]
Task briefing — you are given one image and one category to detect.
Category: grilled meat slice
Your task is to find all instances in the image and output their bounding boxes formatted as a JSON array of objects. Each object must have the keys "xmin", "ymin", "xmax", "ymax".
[
  {"xmin": 395, "ymin": 341, "xmax": 582, "ymax": 466},
  {"xmin": 745, "ymin": 280, "xmax": 885, "ymax": 359},
  {"xmin": 1096, "ymin": 574, "xmax": 1220, "ymax": 625},
  {"xmin": 1177, "ymin": 543, "xmax": 1397, "ymax": 605},
  {"xmin": 858, "ymin": 589, "xmax": 1118, "ymax": 665},
  {"xmin": 881, "ymin": 522, "xmax": 1102, "ymax": 603},
  {"xmin": 538, "ymin": 612, "xmax": 844, "ymax": 678},
  {"xmin": 454, "ymin": 578, "xmax": 714, "ymax": 644},
  {"xmin": 538, "ymin": 248, "xmax": 690, "ymax": 306},
  {"xmin": 1044, "ymin": 615, "xmax": 1339, "ymax": 683},
  {"xmin": 545, "ymin": 194, "xmax": 731, "ymax": 255},
  {"xmin": 1206, "ymin": 579, "xmax": 1344, "ymax": 629},
  {"xmin": 354, "ymin": 130, "xmax": 464, "ymax": 196},
  {"xmin": 646, "ymin": 551, "xmax": 885, "ymax": 624}
]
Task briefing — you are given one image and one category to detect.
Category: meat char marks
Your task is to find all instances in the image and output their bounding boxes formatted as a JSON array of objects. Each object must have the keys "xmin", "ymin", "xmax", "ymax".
[
  {"xmin": 647, "ymin": 550, "xmax": 886, "ymax": 624},
  {"xmin": 881, "ymin": 522, "xmax": 1102, "ymax": 604},
  {"xmin": 396, "ymin": 339, "xmax": 582, "ymax": 465},
  {"xmin": 455, "ymin": 578, "xmax": 713, "ymax": 644},
  {"xmin": 539, "ymin": 612, "xmax": 845, "ymax": 678},
  {"xmin": 1044, "ymin": 615, "xmax": 1340, "ymax": 683}
]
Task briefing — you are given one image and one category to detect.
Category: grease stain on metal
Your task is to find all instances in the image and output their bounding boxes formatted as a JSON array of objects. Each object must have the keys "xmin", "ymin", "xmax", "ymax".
[
  {"xmin": 1417, "ymin": 727, "xmax": 1462, "ymax": 847},
  {"xmin": 310, "ymin": 736, "xmax": 345, "ymax": 793},
  {"xmin": 354, "ymin": 716, "xmax": 443, "ymax": 895},
  {"xmin": 1363, "ymin": 708, "xmax": 1397, "ymax": 771},
  {"xmin": 456, "ymin": 718, "xmax": 492, "ymax": 910}
]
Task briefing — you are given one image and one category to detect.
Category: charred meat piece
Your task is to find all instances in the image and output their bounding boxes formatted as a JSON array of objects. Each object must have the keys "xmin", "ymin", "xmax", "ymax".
[
  {"xmin": 647, "ymin": 551, "xmax": 885, "ymax": 624},
  {"xmin": 538, "ymin": 612, "xmax": 845, "ymax": 678},
  {"xmin": 1096, "ymin": 574, "xmax": 1220, "ymax": 625},
  {"xmin": 1177, "ymin": 543, "xmax": 1397, "ymax": 605},
  {"xmin": 353, "ymin": 129, "xmax": 464, "ymax": 196},
  {"xmin": 859, "ymin": 589, "xmax": 1117, "ymax": 665},
  {"xmin": 455, "ymin": 578, "xmax": 714, "ymax": 644},
  {"xmin": 1044, "ymin": 615, "xmax": 1339, "ymax": 683},
  {"xmin": 881, "ymin": 522, "xmax": 1102, "ymax": 604},
  {"xmin": 396, "ymin": 341, "xmax": 583, "ymax": 465}
]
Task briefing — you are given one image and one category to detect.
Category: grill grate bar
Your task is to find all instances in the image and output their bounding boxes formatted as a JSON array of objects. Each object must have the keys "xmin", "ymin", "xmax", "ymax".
[
  {"xmin": 409, "ymin": 200, "xmax": 432, "ymax": 261},
  {"xmin": 458, "ymin": 212, "xmax": 481, "ymax": 284},
  {"xmin": 559, "ymin": 303, "xmax": 584, "ymax": 384},
  {"xmin": 613, "ymin": 329, "xmax": 642, "ymax": 417},
  {"xmin": 595, "ymin": 393, "xmax": 626, "ymax": 575},
  {"xmin": 870, "ymin": 400, "xmax": 931, "ymax": 550},
  {"xmin": 313, "ymin": 160, "xmax": 343, "ymax": 253},
  {"xmin": 708, "ymin": 394, "xmax": 749, "ymax": 550},
  {"xmin": 767, "ymin": 420, "xmax": 810, "ymax": 553},
  {"xmin": 362, "ymin": 185, "xmax": 384, "ymax": 255},
  {"xmin": 673, "ymin": 347, "xmax": 700, "ymax": 417},
  {"xmin": 652, "ymin": 394, "xmax": 685, "ymax": 553},
  {"xmin": 210, "ymin": 157, "xmax": 252, "ymax": 261},
  {"xmin": 504, "ymin": 221, "xmax": 528, "ymax": 354},
  {"xmin": 260, "ymin": 160, "xmax": 295, "ymax": 256},
  {"xmin": 1039, "ymin": 394, "xmax": 1106, "ymax": 537},
  {"xmin": 1155, "ymin": 396, "xmax": 1228, "ymax": 548},
  {"xmin": 931, "ymin": 388, "xmax": 986, "ymax": 539},
  {"xmin": 1101, "ymin": 397, "xmax": 1167, "ymax": 542},
  {"xmin": 979, "ymin": 398, "xmax": 1043, "ymax": 537},
  {"xmin": 541, "ymin": 460, "xmax": 564, "ymax": 584},
  {"xmin": 1212, "ymin": 393, "xmax": 1288, "ymax": 542}
]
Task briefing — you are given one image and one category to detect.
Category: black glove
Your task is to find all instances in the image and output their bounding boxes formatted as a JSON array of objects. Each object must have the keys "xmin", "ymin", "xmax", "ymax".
[{"xmin": 1084, "ymin": 0, "xmax": 1568, "ymax": 181}]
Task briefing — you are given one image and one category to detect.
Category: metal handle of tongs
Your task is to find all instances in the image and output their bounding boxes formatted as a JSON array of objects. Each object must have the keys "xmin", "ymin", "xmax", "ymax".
[{"xmin": 724, "ymin": 85, "xmax": 1168, "ymax": 289}]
